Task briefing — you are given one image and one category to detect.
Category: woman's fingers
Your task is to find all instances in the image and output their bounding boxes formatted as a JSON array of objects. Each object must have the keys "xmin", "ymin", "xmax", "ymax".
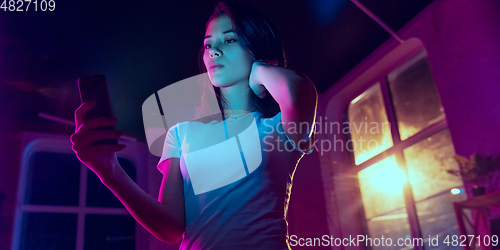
[
  {"xmin": 71, "ymin": 117, "xmax": 117, "ymax": 144},
  {"xmin": 71, "ymin": 130, "xmax": 124, "ymax": 151},
  {"xmin": 74, "ymin": 100, "xmax": 97, "ymax": 129},
  {"xmin": 71, "ymin": 129, "xmax": 126, "ymax": 163},
  {"xmin": 75, "ymin": 117, "xmax": 117, "ymax": 136},
  {"xmin": 71, "ymin": 104, "xmax": 123, "ymax": 165},
  {"xmin": 75, "ymin": 144, "xmax": 126, "ymax": 163},
  {"xmin": 71, "ymin": 102, "xmax": 125, "ymax": 173}
]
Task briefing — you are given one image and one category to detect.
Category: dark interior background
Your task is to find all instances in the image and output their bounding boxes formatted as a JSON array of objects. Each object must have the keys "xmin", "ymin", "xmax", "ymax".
[{"xmin": 0, "ymin": 0, "xmax": 434, "ymax": 141}]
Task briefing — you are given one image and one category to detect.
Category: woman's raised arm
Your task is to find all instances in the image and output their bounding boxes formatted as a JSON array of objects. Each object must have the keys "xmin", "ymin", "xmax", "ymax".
[
  {"xmin": 249, "ymin": 62, "xmax": 318, "ymax": 152},
  {"xmin": 70, "ymin": 101, "xmax": 185, "ymax": 243}
]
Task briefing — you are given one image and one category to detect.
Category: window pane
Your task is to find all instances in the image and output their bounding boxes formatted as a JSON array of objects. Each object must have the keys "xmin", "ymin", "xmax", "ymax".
[
  {"xmin": 25, "ymin": 152, "xmax": 80, "ymax": 206},
  {"xmin": 348, "ymin": 84, "xmax": 393, "ymax": 165},
  {"xmin": 84, "ymin": 214, "xmax": 135, "ymax": 250},
  {"xmin": 86, "ymin": 157, "xmax": 136, "ymax": 207},
  {"xmin": 404, "ymin": 129, "xmax": 464, "ymax": 201},
  {"xmin": 19, "ymin": 212, "xmax": 77, "ymax": 250},
  {"xmin": 414, "ymin": 195, "xmax": 465, "ymax": 250},
  {"xmin": 366, "ymin": 208, "xmax": 412, "ymax": 250},
  {"xmin": 358, "ymin": 155, "xmax": 410, "ymax": 249},
  {"xmin": 387, "ymin": 50, "xmax": 445, "ymax": 140},
  {"xmin": 403, "ymin": 129, "xmax": 466, "ymax": 248},
  {"xmin": 358, "ymin": 155, "xmax": 406, "ymax": 219}
]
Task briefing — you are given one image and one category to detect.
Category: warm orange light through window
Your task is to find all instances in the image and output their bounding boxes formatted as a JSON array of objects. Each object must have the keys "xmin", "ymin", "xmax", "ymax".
[
  {"xmin": 358, "ymin": 155, "xmax": 407, "ymax": 219},
  {"xmin": 349, "ymin": 84, "xmax": 393, "ymax": 165},
  {"xmin": 360, "ymin": 158, "xmax": 407, "ymax": 196}
]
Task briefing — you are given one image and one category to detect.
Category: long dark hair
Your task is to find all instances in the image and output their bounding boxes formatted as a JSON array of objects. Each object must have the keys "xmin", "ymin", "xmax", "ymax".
[{"xmin": 198, "ymin": 1, "xmax": 285, "ymax": 119}]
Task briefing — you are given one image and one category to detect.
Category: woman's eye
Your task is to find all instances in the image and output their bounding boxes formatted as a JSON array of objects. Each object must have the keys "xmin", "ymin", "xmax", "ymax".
[{"xmin": 204, "ymin": 39, "xmax": 236, "ymax": 49}]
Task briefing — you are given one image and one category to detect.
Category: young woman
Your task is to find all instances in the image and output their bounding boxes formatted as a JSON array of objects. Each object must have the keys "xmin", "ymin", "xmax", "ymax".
[{"xmin": 71, "ymin": 2, "xmax": 317, "ymax": 249}]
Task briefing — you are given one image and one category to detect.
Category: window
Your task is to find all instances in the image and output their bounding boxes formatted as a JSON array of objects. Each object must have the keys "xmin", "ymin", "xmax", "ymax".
[
  {"xmin": 358, "ymin": 155, "xmax": 410, "ymax": 242},
  {"xmin": 348, "ymin": 83, "xmax": 393, "ymax": 165},
  {"xmin": 12, "ymin": 132, "xmax": 146, "ymax": 250},
  {"xmin": 348, "ymin": 50, "xmax": 466, "ymax": 249},
  {"xmin": 387, "ymin": 51, "xmax": 446, "ymax": 141}
]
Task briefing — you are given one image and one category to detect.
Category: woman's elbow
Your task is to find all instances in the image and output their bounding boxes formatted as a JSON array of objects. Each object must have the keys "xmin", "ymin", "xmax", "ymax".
[
  {"xmin": 155, "ymin": 229, "xmax": 184, "ymax": 244},
  {"xmin": 289, "ymin": 77, "xmax": 317, "ymax": 112}
]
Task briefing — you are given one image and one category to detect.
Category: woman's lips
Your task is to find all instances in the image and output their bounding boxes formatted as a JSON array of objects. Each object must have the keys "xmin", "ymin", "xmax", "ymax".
[{"xmin": 210, "ymin": 65, "xmax": 224, "ymax": 72}]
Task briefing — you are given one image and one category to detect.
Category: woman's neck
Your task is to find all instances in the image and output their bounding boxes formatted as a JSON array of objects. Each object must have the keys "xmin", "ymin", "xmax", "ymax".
[{"xmin": 220, "ymin": 81, "xmax": 255, "ymax": 114}]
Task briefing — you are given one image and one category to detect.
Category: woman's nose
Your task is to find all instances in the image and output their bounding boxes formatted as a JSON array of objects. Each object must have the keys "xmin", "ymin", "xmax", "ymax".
[{"xmin": 209, "ymin": 47, "xmax": 221, "ymax": 58}]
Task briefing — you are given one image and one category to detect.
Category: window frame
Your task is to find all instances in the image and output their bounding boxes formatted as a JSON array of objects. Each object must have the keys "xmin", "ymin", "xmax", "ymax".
[
  {"xmin": 344, "ymin": 70, "xmax": 448, "ymax": 246},
  {"xmin": 12, "ymin": 131, "xmax": 149, "ymax": 250},
  {"xmin": 344, "ymin": 49, "xmax": 451, "ymax": 246},
  {"xmin": 319, "ymin": 38, "xmax": 461, "ymax": 249}
]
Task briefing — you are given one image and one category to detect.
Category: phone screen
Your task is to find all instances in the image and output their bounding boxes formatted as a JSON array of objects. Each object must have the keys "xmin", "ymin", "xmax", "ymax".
[{"xmin": 78, "ymin": 74, "xmax": 118, "ymax": 145}]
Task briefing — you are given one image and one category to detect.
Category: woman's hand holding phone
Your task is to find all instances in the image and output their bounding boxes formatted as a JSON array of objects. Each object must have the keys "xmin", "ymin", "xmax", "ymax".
[{"xmin": 70, "ymin": 101, "xmax": 126, "ymax": 181}]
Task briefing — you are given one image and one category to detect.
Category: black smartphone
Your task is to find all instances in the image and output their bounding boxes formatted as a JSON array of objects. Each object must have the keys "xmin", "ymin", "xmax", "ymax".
[{"xmin": 78, "ymin": 74, "xmax": 118, "ymax": 145}]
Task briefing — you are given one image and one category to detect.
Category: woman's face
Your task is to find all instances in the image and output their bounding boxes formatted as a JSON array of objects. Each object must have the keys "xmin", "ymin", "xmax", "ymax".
[{"xmin": 203, "ymin": 15, "xmax": 255, "ymax": 88}]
